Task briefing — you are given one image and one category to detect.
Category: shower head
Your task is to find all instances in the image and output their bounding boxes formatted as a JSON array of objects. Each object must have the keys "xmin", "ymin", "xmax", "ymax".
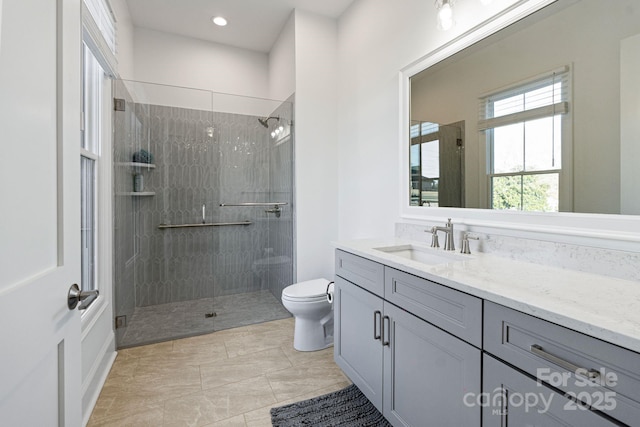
[{"xmin": 258, "ymin": 116, "xmax": 279, "ymax": 128}]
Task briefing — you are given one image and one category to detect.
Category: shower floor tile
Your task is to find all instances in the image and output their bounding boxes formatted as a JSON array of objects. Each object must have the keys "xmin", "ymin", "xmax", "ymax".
[{"xmin": 119, "ymin": 290, "xmax": 291, "ymax": 348}]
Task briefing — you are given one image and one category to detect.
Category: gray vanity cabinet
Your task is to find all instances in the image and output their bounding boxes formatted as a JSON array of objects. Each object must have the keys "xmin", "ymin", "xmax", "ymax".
[
  {"xmin": 334, "ymin": 275, "xmax": 385, "ymax": 409},
  {"xmin": 334, "ymin": 250, "xmax": 482, "ymax": 426},
  {"xmin": 335, "ymin": 246, "xmax": 640, "ymax": 426},
  {"xmin": 483, "ymin": 355, "xmax": 616, "ymax": 426},
  {"xmin": 484, "ymin": 301, "xmax": 640, "ymax": 426},
  {"xmin": 382, "ymin": 302, "xmax": 481, "ymax": 426}
]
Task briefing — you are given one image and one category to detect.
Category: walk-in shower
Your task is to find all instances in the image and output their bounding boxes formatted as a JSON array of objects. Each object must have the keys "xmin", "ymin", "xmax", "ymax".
[{"xmin": 113, "ymin": 80, "xmax": 295, "ymax": 348}]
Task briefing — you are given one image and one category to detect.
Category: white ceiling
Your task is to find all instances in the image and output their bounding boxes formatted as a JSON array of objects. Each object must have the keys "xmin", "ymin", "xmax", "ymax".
[{"xmin": 125, "ymin": 0, "xmax": 355, "ymax": 53}]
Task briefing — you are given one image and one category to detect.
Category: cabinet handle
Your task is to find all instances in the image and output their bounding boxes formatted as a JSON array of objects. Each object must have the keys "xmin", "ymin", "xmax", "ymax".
[
  {"xmin": 530, "ymin": 344, "xmax": 600, "ymax": 381},
  {"xmin": 373, "ymin": 310, "xmax": 382, "ymax": 341},
  {"xmin": 382, "ymin": 315, "xmax": 390, "ymax": 347}
]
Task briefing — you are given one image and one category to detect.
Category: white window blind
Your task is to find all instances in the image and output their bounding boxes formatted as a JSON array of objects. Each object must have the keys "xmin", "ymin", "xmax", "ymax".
[
  {"xmin": 410, "ymin": 122, "xmax": 440, "ymax": 140},
  {"xmin": 83, "ymin": 0, "xmax": 117, "ymax": 77},
  {"xmin": 478, "ymin": 66, "xmax": 570, "ymax": 131},
  {"xmin": 480, "ymin": 66, "xmax": 571, "ymax": 212}
]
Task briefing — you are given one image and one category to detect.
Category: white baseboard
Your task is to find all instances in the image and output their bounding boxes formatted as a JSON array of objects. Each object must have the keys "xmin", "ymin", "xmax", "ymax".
[{"xmin": 82, "ymin": 334, "xmax": 117, "ymax": 427}]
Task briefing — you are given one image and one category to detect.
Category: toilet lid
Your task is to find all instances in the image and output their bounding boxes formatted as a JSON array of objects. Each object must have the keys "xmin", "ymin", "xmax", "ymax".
[{"xmin": 282, "ymin": 278, "xmax": 330, "ymax": 299}]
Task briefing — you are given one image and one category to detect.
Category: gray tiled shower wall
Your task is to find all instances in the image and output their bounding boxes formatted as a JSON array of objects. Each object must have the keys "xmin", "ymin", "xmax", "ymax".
[{"xmin": 113, "ymin": 82, "xmax": 294, "ymax": 338}]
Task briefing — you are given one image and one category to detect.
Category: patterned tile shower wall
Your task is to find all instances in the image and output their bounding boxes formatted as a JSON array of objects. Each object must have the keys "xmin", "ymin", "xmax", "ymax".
[
  {"xmin": 113, "ymin": 90, "xmax": 294, "ymax": 311},
  {"xmin": 133, "ymin": 104, "xmax": 218, "ymax": 306}
]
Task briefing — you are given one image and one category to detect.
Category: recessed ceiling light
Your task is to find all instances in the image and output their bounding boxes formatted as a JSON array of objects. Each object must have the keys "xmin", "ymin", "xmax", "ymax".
[{"xmin": 212, "ymin": 16, "xmax": 228, "ymax": 26}]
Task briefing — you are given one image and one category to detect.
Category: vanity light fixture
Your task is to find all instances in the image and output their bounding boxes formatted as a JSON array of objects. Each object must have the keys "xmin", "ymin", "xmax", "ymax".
[
  {"xmin": 435, "ymin": 0, "xmax": 455, "ymax": 31},
  {"xmin": 435, "ymin": 0, "xmax": 493, "ymax": 31},
  {"xmin": 212, "ymin": 16, "xmax": 228, "ymax": 26}
]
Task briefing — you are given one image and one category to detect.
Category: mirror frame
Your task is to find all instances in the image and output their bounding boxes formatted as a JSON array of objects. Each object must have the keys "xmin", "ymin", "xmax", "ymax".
[{"xmin": 399, "ymin": 0, "xmax": 640, "ymax": 251}]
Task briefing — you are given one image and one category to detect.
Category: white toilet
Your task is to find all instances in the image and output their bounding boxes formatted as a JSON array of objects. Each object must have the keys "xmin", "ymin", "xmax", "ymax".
[{"xmin": 281, "ymin": 278, "xmax": 334, "ymax": 352}]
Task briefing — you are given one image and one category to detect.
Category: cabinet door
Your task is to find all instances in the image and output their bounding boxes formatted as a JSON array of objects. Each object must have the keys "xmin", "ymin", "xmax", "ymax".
[
  {"xmin": 334, "ymin": 277, "xmax": 384, "ymax": 411},
  {"xmin": 483, "ymin": 354, "xmax": 617, "ymax": 427},
  {"xmin": 383, "ymin": 302, "xmax": 481, "ymax": 427}
]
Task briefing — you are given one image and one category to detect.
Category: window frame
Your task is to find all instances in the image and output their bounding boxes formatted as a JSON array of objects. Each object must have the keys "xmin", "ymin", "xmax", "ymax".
[
  {"xmin": 481, "ymin": 67, "xmax": 573, "ymax": 212},
  {"xmin": 80, "ymin": 150, "xmax": 98, "ymax": 296},
  {"xmin": 80, "ymin": 42, "xmax": 112, "ymax": 316},
  {"xmin": 410, "ymin": 122, "xmax": 442, "ymax": 207}
]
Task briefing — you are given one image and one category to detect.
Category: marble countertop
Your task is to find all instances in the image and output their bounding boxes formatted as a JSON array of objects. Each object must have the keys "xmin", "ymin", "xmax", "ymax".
[{"xmin": 334, "ymin": 238, "xmax": 640, "ymax": 354}]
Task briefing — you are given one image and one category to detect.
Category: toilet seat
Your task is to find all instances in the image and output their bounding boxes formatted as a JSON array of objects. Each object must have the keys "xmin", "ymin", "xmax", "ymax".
[{"xmin": 282, "ymin": 279, "xmax": 330, "ymax": 302}]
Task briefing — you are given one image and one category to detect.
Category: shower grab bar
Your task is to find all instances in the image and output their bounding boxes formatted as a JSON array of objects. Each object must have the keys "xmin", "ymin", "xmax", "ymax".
[
  {"xmin": 220, "ymin": 202, "xmax": 288, "ymax": 207},
  {"xmin": 157, "ymin": 221, "xmax": 252, "ymax": 229}
]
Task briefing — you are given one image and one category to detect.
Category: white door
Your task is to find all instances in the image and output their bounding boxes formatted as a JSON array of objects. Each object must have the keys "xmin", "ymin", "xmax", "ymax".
[{"xmin": 0, "ymin": 0, "xmax": 83, "ymax": 425}]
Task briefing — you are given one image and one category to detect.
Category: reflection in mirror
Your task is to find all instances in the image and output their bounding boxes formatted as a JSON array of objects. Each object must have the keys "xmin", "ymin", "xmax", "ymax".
[
  {"xmin": 410, "ymin": 121, "xmax": 464, "ymax": 207},
  {"xmin": 410, "ymin": 0, "xmax": 640, "ymax": 215}
]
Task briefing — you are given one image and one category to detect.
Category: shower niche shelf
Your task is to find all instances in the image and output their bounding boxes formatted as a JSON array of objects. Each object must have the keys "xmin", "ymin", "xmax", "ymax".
[
  {"xmin": 116, "ymin": 191, "xmax": 155, "ymax": 197},
  {"xmin": 116, "ymin": 162, "xmax": 156, "ymax": 194},
  {"xmin": 116, "ymin": 162, "xmax": 156, "ymax": 172}
]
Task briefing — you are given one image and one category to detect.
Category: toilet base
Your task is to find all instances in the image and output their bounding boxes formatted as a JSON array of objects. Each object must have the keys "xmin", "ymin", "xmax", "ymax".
[{"xmin": 293, "ymin": 314, "xmax": 334, "ymax": 352}]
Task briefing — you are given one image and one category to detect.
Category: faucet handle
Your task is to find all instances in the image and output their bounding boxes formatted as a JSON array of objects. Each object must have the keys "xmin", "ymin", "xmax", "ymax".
[
  {"xmin": 427, "ymin": 227, "xmax": 440, "ymax": 248},
  {"xmin": 431, "ymin": 233, "xmax": 440, "ymax": 248},
  {"xmin": 460, "ymin": 232, "xmax": 479, "ymax": 254}
]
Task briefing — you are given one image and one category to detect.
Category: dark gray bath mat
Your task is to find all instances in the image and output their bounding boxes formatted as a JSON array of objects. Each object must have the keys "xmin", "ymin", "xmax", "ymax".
[{"xmin": 270, "ymin": 384, "xmax": 392, "ymax": 426}]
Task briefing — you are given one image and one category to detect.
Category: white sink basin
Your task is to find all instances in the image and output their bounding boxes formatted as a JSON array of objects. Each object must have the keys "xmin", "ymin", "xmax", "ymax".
[{"xmin": 373, "ymin": 244, "xmax": 467, "ymax": 265}]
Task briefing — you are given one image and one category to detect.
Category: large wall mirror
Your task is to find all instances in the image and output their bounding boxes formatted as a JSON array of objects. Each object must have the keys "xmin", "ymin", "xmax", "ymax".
[{"xmin": 410, "ymin": 0, "xmax": 640, "ymax": 216}]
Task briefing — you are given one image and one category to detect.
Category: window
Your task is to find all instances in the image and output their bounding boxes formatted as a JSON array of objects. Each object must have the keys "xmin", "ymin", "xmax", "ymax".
[
  {"xmin": 80, "ymin": 44, "xmax": 105, "ymax": 306},
  {"xmin": 83, "ymin": 0, "xmax": 116, "ymax": 53},
  {"xmin": 410, "ymin": 122, "xmax": 441, "ymax": 207},
  {"xmin": 479, "ymin": 67, "xmax": 570, "ymax": 212},
  {"xmin": 79, "ymin": 0, "xmax": 116, "ymax": 313}
]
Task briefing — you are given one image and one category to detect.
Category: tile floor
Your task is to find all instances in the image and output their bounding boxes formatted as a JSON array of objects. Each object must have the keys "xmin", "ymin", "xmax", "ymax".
[
  {"xmin": 89, "ymin": 317, "xmax": 350, "ymax": 427},
  {"xmin": 119, "ymin": 291, "xmax": 291, "ymax": 348}
]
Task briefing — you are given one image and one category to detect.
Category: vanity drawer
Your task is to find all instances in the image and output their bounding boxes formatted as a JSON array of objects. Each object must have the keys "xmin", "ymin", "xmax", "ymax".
[
  {"xmin": 385, "ymin": 267, "xmax": 482, "ymax": 347},
  {"xmin": 484, "ymin": 301, "xmax": 640, "ymax": 425},
  {"xmin": 483, "ymin": 354, "xmax": 617, "ymax": 427},
  {"xmin": 335, "ymin": 250, "xmax": 384, "ymax": 297}
]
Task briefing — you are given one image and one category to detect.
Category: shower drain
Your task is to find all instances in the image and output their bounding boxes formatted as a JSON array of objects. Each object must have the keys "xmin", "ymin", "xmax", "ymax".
[{"xmin": 204, "ymin": 312, "xmax": 217, "ymax": 318}]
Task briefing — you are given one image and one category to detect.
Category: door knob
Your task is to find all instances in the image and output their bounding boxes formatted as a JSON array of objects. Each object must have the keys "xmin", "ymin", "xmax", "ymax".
[{"xmin": 67, "ymin": 283, "xmax": 99, "ymax": 310}]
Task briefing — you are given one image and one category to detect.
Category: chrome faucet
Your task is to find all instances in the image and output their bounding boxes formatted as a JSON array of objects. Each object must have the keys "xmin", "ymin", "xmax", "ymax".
[{"xmin": 430, "ymin": 218, "xmax": 455, "ymax": 251}]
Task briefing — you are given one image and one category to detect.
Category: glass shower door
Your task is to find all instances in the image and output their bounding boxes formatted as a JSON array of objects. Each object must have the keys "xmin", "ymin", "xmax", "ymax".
[
  {"xmin": 211, "ymin": 94, "xmax": 294, "ymax": 331},
  {"xmin": 113, "ymin": 80, "xmax": 295, "ymax": 348},
  {"xmin": 113, "ymin": 80, "xmax": 218, "ymax": 347}
]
